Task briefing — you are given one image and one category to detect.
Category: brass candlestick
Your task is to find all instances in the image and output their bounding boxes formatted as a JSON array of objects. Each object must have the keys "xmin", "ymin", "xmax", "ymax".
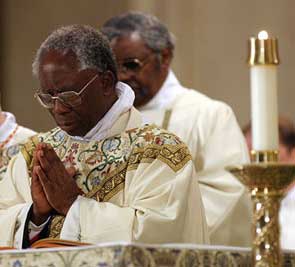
[{"xmin": 228, "ymin": 150, "xmax": 295, "ymax": 266}]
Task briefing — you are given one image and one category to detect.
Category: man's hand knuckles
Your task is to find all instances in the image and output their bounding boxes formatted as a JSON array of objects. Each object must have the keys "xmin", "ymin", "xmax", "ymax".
[{"xmin": 45, "ymin": 148, "xmax": 60, "ymax": 161}]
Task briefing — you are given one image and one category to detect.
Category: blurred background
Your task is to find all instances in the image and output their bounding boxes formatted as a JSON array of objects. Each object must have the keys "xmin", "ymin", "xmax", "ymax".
[{"xmin": 1, "ymin": 0, "xmax": 294, "ymax": 132}]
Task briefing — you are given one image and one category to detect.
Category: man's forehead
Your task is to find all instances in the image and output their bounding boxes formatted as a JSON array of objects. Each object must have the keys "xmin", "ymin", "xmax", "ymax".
[
  {"xmin": 129, "ymin": 32, "xmax": 142, "ymax": 42},
  {"xmin": 41, "ymin": 62, "xmax": 75, "ymax": 74},
  {"xmin": 111, "ymin": 32, "xmax": 150, "ymax": 59},
  {"xmin": 42, "ymin": 63, "xmax": 62, "ymax": 73},
  {"xmin": 38, "ymin": 51, "xmax": 80, "ymax": 90},
  {"xmin": 40, "ymin": 50, "xmax": 80, "ymax": 69}
]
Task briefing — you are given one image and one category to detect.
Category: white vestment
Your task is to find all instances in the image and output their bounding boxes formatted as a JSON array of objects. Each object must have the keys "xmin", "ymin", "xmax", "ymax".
[
  {"xmin": 0, "ymin": 112, "xmax": 36, "ymax": 182},
  {"xmin": 0, "ymin": 83, "xmax": 208, "ymax": 248},
  {"xmin": 0, "ymin": 112, "xmax": 36, "ymax": 148},
  {"xmin": 139, "ymin": 71, "xmax": 252, "ymax": 246}
]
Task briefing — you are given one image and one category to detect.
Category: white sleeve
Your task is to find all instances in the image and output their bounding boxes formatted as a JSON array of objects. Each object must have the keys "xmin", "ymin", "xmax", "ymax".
[
  {"xmin": 60, "ymin": 196, "xmax": 81, "ymax": 241},
  {"xmin": 0, "ymin": 153, "xmax": 32, "ymax": 247},
  {"xmin": 13, "ymin": 204, "xmax": 31, "ymax": 248},
  {"xmin": 61, "ymin": 195, "xmax": 134, "ymax": 242},
  {"xmin": 13, "ymin": 204, "xmax": 51, "ymax": 248},
  {"xmin": 196, "ymin": 103, "xmax": 252, "ymax": 246}
]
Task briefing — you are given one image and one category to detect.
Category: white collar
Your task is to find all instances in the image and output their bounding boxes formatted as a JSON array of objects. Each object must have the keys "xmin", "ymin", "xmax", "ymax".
[
  {"xmin": 139, "ymin": 70, "xmax": 184, "ymax": 111},
  {"xmin": 66, "ymin": 81, "xmax": 135, "ymax": 142},
  {"xmin": 0, "ymin": 112, "xmax": 18, "ymax": 142}
]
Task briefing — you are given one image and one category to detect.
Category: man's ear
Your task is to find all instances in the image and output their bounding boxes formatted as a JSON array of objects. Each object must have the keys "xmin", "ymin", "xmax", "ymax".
[
  {"xmin": 101, "ymin": 71, "xmax": 116, "ymax": 96},
  {"xmin": 160, "ymin": 48, "xmax": 173, "ymax": 70}
]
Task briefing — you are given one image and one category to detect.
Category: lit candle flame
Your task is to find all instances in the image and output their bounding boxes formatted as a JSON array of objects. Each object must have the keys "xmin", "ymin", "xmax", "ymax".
[{"xmin": 258, "ymin": 30, "xmax": 269, "ymax": 40}]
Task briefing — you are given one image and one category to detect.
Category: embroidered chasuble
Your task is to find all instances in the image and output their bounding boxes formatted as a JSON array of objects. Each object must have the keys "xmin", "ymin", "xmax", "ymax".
[{"xmin": 0, "ymin": 109, "xmax": 208, "ymax": 247}]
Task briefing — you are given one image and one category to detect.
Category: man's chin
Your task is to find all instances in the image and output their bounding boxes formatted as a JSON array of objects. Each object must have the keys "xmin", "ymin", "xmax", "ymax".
[
  {"xmin": 59, "ymin": 124, "xmax": 82, "ymax": 137},
  {"xmin": 132, "ymin": 87, "xmax": 152, "ymax": 107}
]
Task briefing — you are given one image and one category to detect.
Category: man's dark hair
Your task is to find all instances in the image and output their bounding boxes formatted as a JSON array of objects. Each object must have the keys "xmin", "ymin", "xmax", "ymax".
[
  {"xmin": 33, "ymin": 25, "xmax": 118, "ymax": 82},
  {"xmin": 101, "ymin": 11, "xmax": 175, "ymax": 54}
]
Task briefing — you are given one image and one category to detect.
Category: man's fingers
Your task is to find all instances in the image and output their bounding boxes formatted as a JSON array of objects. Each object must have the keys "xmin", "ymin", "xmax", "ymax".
[
  {"xmin": 32, "ymin": 148, "xmax": 41, "ymax": 168},
  {"xmin": 66, "ymin": 166, "xmax": 76, "ymax": 178},
  {"xmin": 37, "ymin": 150, "xmax": 52, "ymax": 171},
  {"xmin": 44, "ymin": 144, "xmax": 60, "ymax": 162},
  {"xmin": 38, "ymin": 145, "xmax": 62, "ymax": 172},
  {"xmin": 31, "ymin": 168, "xmax": 44, "ymax": 194},
  {"xmin": 38, "ymin": 145, "xmax": 64, "ymax": 174},
  {"xmin": 35, "ymin": 165, "xmax": 52, "ymax": 195},
  {"xmin": 36, "ymin": 143, "xmax": 47, "ymax": 151}
]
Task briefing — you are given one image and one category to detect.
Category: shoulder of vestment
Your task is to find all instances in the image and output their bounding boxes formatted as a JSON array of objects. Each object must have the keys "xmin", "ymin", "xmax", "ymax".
[{"xmin": 128, "ymin": 124, "xmax": 192, "ymax": 172}]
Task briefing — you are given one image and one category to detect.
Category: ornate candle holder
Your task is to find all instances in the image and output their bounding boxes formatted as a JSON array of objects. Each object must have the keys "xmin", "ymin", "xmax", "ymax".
[{"xmin": 227, "ymin": 151, "xmax": 295, "ymax": 267}]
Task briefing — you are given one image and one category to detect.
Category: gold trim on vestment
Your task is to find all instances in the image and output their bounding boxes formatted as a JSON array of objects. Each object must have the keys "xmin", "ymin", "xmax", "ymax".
[
  {"xmin": 128, "ymin": 144, "xmax": 192, "ymax": 172},
  {"xmin": 162, "ymin": 109, "xmax": 172, "ymax": 130},
  {"xmin": 21, "ymin": 134, "xmax": 40, "ymax": 172},
  {"xmin": 48, "ymin": 215, "xmax": 65, "ymax": 238},
  {"xmin": 87, "ymin": 162, "xmax": 127, "ymax": 201}
]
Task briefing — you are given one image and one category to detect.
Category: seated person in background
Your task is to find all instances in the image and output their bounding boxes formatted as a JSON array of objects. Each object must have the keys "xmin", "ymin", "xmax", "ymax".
[
  {"xmin": 0, "ymin": 25, "xmax": 208, "ymax": 248},
  {"xmin": 0, "ymin": 107, "xmax": 36, "ymax": 179},
  {"xmin": 243, "ymin": 116, "xmax": 295, "ymax": 249},
  {"xmin": 0, "ymin": 107, "xmax": 35, "ymax": 149},
  {"xmin": 102, "ymin": 11, "xmax": 251, "ymax": 246}
]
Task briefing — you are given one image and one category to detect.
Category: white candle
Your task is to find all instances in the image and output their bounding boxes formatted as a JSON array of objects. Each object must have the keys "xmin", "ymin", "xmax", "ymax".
[{"xmin": 250, "ymin": 31, "xmax": 279, "ymax": 151}]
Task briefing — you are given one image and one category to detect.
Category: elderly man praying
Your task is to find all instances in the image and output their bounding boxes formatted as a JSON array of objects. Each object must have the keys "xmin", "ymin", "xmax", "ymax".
[{"xmin": 0, "ymin": 25, "xmax": 208, "ymax": 248}]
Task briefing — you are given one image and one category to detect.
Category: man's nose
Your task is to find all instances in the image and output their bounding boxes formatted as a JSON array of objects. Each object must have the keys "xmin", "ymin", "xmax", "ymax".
[{"xmin": 52, "ymin": 98, "xmax": 71, "ymax": 114}]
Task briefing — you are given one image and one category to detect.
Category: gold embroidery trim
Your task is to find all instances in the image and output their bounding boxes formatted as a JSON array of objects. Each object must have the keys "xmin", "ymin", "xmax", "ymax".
[
  {"xmin": 21, "ymin": 135, "xmax": 40, "ymax": 171},
  {"xmin": 20, "ymin": 128, "xmax": 61, "ymax": 170},
  {"xmin": 48, "ymin": 215, "xmax": 65, "ymax": 238},
  {"xmin": 87, "ymin": 162, "xmax": 128, "ymax": 201},
  {"xmin": 162, "ymin": 109, "xmax": 172, "ymax": 130},
  {"xmin": 128, "ymin": 143, "xmax": 192, "ymax": 172}
]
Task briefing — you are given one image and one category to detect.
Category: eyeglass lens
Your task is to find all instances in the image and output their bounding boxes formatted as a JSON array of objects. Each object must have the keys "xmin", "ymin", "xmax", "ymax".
[
  {"xmin": 122, "ymin": 60, "xmax": 142, "ymax": 71},
  {"xmin": 36, "ymin": 74, "xmax": 98, "ymax": 108},
  {"xmin": 37, "ymin": 92, "xmax": 82, "ymax": 108}
]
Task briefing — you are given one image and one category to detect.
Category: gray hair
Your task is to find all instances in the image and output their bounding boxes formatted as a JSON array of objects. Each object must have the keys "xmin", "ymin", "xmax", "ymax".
[
  {"xmin": 101, "ymin": 11, "xmax": 175, "ymax": 53},
  {"xmin": 32, "ymin": 25, "xmax": 117, "ymax": 80}
]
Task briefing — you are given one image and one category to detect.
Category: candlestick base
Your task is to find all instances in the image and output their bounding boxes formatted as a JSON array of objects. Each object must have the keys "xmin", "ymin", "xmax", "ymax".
[{"xmin": 227, "ymin": 163, "xmax": 295, "ymax": 267}]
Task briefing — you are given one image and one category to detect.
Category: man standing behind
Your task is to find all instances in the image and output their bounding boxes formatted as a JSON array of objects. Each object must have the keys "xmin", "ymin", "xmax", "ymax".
[
  {"xmin": 0, "ymin": 25, "xmax": 208, "ymax": 248},
  {"xmin": 102, "ymin": 12, "xmax": 251, "ymax": 246}
]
